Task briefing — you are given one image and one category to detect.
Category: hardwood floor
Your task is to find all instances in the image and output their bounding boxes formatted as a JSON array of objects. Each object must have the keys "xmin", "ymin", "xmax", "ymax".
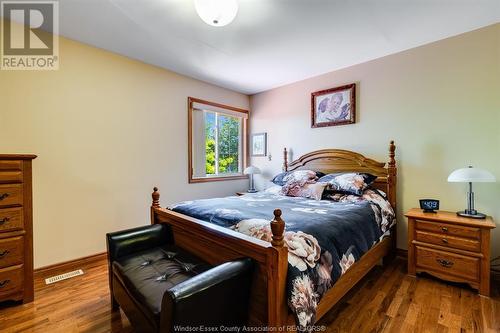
[
  {"xmin": 318, "ymin": 259, "xmax": 500, "ymax": 333},
  {"xmin": 0, "ymin": 257, "xmax": 498, "ymax": 332},
  {"xmin": 0, "ymin": 257, "xmax": 132, "ymax": 333}
]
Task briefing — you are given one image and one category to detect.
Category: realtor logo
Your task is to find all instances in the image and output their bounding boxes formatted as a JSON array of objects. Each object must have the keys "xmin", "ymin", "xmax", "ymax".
[{"xmin": 1, "ymin": 0, "xmax": 59, "ymax": 70}]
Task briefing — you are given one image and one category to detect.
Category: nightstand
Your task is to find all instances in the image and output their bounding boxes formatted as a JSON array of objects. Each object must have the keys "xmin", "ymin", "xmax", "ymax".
[{"xmin": 406, "ymin": 208, "xmax": 496, "ymax": 296}]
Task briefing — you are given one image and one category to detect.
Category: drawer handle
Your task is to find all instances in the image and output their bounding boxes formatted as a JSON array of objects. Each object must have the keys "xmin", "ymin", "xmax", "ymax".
[
  {"xmin": 436, "ymin": 258, "xmax": 454, "ymax": 268},
  {"xmin": 0, "ymin": 279, "xmax": 10, "ymax": 288},
  {"xmin": 0, "ymin": 217, "xmax": 10, "ymax": 225},
  {"xmin": 441, "ymin": 227, "xmax": 448, "ymax": 232},
  {"xmin": 0, "ymin": 250, "xmax": 9, "ymax": 258},
  {"xmin": 0, "ymin": 193, "xmax": 9, "ymax": 201},
  {"xmin": 441, "ymin": 238, "xmax": 448, "ymax": 244}
]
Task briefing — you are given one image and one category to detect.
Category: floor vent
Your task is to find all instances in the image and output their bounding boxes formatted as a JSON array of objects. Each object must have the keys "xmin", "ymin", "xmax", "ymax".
[{"xmin": 45, "ymin": 269, "xmax": 84, "ymax": 285}]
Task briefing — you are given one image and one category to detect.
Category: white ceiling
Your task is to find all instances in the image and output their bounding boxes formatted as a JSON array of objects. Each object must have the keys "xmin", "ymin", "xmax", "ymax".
[{"xmin": 20, "ymin": 1, "xmax": 500, "ymax": 94}]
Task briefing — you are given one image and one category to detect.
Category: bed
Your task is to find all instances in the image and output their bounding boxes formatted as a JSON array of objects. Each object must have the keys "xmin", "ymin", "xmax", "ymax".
[{"xmin": 150, "ymin": 141, "xmax": 397, "ymax": 329}]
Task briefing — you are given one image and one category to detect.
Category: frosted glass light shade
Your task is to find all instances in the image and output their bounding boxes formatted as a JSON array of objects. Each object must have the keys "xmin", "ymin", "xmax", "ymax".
[
  {"xmin": 244, "ymin": 166, "xmax": 261, "ymax": 175},
  {"xmin": 194, "ymin": 0, "xmax": 238, "ymax": 27},
  {"xmin": 447, "ymin": 167, "xmax": 496, "ymax": 183}
]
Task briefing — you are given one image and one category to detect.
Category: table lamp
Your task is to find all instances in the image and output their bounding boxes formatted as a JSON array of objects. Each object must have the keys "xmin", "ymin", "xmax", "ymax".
[
  {"xmin": 447, "ymin": 166, "xmax": 496, "ymax": 219},
  {"xmin": 244, "ymin": 166, "xmax": 261, "ymax": 193}
]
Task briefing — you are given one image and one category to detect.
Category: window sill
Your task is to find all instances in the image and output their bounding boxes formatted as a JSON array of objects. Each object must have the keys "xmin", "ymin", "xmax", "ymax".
[{"xmin": 189, "ymin": 174, "xmax": 248, "ymax": 183}]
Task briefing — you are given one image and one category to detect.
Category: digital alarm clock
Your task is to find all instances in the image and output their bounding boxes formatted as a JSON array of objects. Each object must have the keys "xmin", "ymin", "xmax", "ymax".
[{"xmin": 419, "ymin": 199, "xmax": 439, "ymax": 213}]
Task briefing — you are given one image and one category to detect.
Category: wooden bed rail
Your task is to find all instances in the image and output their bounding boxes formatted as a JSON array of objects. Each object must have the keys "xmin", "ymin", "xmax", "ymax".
[{"xmin": 150, "ymin": 188, "xmax": 289, "ymax": 328}]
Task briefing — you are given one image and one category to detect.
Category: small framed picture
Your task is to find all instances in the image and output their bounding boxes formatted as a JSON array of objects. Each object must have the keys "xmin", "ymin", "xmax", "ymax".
[
  {"xmin": 311, "ymin": 83, "xmax": 356, "ymax": 128},
  {"xmin": 251, "ymin": 133, "xmax": 267, "ymax": 156}
]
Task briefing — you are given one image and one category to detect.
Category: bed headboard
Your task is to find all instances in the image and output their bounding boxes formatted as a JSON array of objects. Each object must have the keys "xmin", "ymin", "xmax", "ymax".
[{"xmin": 283, "ymin": 141, "xmax": 397, "ymax": 210}]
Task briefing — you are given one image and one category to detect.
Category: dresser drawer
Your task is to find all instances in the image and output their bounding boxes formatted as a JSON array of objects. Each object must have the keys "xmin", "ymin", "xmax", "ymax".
[
  {"xmin": 415, "ymin": 230, "xmax": 480, "ymax": 252},
  {"xmin": 0, "ymin": 207, "xmax": 24, "ymax": 232},
  {"xmin": 0, "ymin": 264, "xmax": 23, "ymax": 298},
  {"xmin": 0, "ymin": 184, "xmax": 23, "ymax": 207},
  {"xmin": 415, "ymin": 246, "xmax": 479, "ymax": 282},
  {"xmin": 0, "ymin": 160, "xmax": 22, "ymax": 171},
  {"xmin": 0, "ymin": 171, "xmax": 23, "ymax": 184},
  {"xmin": 416, "ymin": 220, "xmax": 480, "ymax": 239},
  {"xmin": 0, "ymin": 237, "xmax": 24, "ymax": 268}
]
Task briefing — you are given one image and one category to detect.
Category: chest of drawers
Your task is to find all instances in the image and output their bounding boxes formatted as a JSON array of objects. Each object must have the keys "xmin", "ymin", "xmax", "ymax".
[
  {"xmin": 0, "ymin": 155, "xmax": 36, "ymax": 303},
  {"xmin": 406, "ymin": 208, "xmax": 495, "ymax": 296}
]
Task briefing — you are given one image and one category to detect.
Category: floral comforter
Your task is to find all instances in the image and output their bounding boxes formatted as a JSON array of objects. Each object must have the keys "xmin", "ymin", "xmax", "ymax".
[{"xmin": 169, "ymin": 189, "xmax": 395, "ymax": 329}]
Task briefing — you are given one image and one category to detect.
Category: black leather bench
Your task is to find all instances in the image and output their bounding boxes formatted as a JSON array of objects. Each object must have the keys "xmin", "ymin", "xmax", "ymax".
[{"xmin": 107, "ymin": 224, "xmax": 253, "ymax": 333}]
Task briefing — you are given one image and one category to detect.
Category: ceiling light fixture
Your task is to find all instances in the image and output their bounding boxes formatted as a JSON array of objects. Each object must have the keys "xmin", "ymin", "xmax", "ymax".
[{"xmin": 194, "ymin": 0, "xmax": 238, "ymax": 27}]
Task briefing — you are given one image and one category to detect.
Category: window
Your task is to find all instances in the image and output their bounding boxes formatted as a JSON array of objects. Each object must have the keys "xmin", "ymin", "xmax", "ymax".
[{"xmin": 189, "ymin": 97, "xmax": 248, "ymax": 183}]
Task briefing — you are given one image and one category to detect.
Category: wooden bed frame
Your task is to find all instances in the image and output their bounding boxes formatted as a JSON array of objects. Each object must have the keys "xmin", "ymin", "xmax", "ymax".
[{"xmin": 150, "ymin": 141, "xmax": 397, "ymax": 329}]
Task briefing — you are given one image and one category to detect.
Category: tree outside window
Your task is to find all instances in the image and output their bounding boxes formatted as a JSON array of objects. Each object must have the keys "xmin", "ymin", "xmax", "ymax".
[{"xmin": 205, "ymin": 112, "xmax": 240, "ymax": 175}]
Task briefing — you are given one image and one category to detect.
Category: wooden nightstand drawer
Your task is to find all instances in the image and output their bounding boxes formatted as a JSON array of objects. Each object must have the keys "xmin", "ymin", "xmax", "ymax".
[
  {"xmin": 415, "ymin": 220, "xmax": 479, "ymax": 239},
  {"xmin": 415, "ymin": 230, "xmax": 480, "ymax": 252},
  {"xmin": 0, "ymin": 207, "xmax": 24, "ymax": 232},
  {"xmin": 0, "ymin": 264, "xmax": 24, "ymax": 298},
  {"xmin": 415, "ymin": 246, "xmax": 479, "ymax": 282},
  {"xmin": 0, "ymin": 184, "xmax": 23, "ymax": 208},
  {"xmin": 0, "ymin": 237, "xmax": 24, "ymax": 268}
]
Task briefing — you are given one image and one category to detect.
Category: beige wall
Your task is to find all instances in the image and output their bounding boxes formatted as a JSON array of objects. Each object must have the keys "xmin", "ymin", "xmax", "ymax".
[
  {"xmin": 0, "ymin": 26, "xmax": 249, "ymax": 268},
  {"xmin": 250, "ymin": 24, "xmax": 500, "ymax": 256}
]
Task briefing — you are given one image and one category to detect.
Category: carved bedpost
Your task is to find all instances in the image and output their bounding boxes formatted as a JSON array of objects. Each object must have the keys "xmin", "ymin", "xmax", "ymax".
[
  {"xmin": 387, "ymin": 141, "xmax": 397, "ymax": 209},
  {"xmin": 283, "ymin": 148, "xmax": 288, "ymax": 172},
  {"xmin": 268, "ymin": 209, "xmax": 288, "ymax": 329},
  {"xmin": 386, "ymin": 141, "xmax": 397, "ymax": 262},
  {"xmin": 389, "ymin": 141, "xmax": 396, "ymax": 170},
  {"xmin": 152, "ymin": 187, "xmax": 160, "ymax": 208},
  {"xmin": 151, "ymin": 187, "xmax": 160, "ymax": 224},
  {"xmin": 270, "ymin": 209, "xmax": 285, "ymax": 247}
]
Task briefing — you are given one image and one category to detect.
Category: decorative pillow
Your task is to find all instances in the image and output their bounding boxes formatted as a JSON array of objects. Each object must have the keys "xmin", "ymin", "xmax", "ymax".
[
  {"xmin": 324, "ymin": 188, "xmax": 395, "ymax": 233},
  {"xmin": 318, "ymin": 172, "xmax": 377, "ymax": 196},
  {"xmin": 271, "ymin": 170, "xmax": 325, "ymax": 186},
  {"xmin": 264, "ymin": 185, "xmax": 283, "ymax": 195},
  {"xmin": 281, "ymin": 182, "xmax": 327, "ymax": 201},
  {"xmin": 323, "ymin": 192, "xmax": 363, "ymax": 203}
]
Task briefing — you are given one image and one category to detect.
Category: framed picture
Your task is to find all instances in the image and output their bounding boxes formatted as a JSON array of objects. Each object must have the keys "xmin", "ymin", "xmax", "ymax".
[
  {"xmin": 311, "ymin": 83, "xmax": 356, "ymax": 128},
  {"xmin": 251, "ymin": 133, "xmax": 267, "ymax": 156}
]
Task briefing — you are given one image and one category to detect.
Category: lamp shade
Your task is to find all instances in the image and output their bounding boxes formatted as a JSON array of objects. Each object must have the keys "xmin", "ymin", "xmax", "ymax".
[
  {"xmin": 194, "ymin": 0, "xmax": 238, "ymax": 27},
  {"xmin": 244, "ymin": 166, "xmax": 261, "ymax": 175},
  {"xmin": 447, "ymin": 166, "xmax": 496, "ymax": 183}
]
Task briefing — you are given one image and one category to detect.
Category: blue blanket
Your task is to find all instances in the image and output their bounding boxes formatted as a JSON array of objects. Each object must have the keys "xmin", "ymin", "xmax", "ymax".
[{"xmin": 169, "ymin": 191, "xmax": 394, "ymax": 328}]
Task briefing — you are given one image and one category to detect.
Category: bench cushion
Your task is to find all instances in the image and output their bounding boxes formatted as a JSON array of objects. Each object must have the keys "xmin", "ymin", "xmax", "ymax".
[{"xmin": 112, "ymin": 244, "xmax": 211, "ymax": 323}]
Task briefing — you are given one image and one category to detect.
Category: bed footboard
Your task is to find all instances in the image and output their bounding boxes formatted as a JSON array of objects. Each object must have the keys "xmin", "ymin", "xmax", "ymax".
[{"xmin": 150, "ymin": 188, "xmax": 289, "ymax": 328}]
